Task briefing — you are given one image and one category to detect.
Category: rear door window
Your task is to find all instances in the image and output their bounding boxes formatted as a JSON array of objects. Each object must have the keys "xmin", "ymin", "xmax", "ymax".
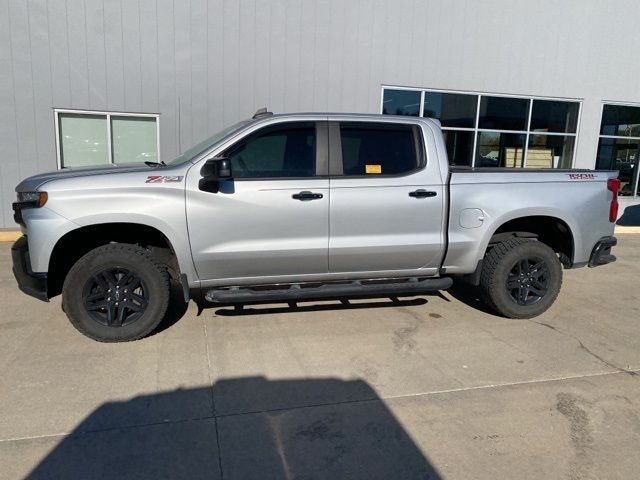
[{"xmin": 337, "ymin": 122, "xmax": 422, "ymax": 176}]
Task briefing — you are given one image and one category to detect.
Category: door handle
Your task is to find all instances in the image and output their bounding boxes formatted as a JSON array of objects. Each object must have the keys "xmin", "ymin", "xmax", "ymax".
[
  {"xmin": 292, "ymin": 191, "xmax": 323, "ymax": 201},
  {"xmin": 409, "ymin": 189, "xmax": 437, "ymax": 198}
]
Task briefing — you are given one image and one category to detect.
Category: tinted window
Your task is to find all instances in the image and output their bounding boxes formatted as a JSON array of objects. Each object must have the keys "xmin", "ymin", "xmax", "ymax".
[
  {"xmin": 423, "ymin": 92, "xmax": 477, "ymax": 128},
  {"xmin": 382, "ymin": 89, "xmax": 421, "ymax": 116},
  {"xmin": 530, "ymin": 100, "xmax": 579, "ymax": 134},
  {"xmin": 443, "ymin": 130, "xmax": 473, "ymax": 166},
  {"xmin": 226, "ymin": 123, "xmax": 316, "ymax": 178},
  {"xmin": 478, "ymin": 96, "xmax": 529, "ymax": 131},
  {"xmin": 339, "ymin": 123, "xmax": 420, "ymax": 175},
  {"xmin": 600, "ymin": 104, "xmax": 640, "ymax": 137}
]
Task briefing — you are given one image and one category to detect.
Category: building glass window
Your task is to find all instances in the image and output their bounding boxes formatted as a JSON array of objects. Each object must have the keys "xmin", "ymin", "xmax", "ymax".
[
  {"xmin": 423, "ymin": 92, "xmax": 477, "ymax": 128},
  {"xmin": 596, "ymin": 104, "xmax": 640, "ymax": 196},
  {"xmin": 381, "ymin": 87, "xmax": 580, "ymax": 169},
  {"xmin": 478, "ymin": 96, "xmax": 529, "ymax": 131},
  {"xmin": 56, "ymin": 110, "xmax": 159, "ymax": 168},
  {"xmin": 381, "ymin": 89, "xmax": 421, "ymax": 116}
]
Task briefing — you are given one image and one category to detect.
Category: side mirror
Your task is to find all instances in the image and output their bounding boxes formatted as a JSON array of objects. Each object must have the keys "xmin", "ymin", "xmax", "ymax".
[
  {"xmin": 199, "ymin": 157, "xmax": 232, "ymax": 193},
  {"xmin": 201, "ymin": 157, "xmax": 232, "ymax": 179}
]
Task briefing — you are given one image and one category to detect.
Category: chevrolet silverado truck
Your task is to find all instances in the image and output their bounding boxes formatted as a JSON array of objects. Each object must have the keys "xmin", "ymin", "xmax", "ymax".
[{"xmin": 11, "ymin": 111, "xmax": 619, "ymax": 342}]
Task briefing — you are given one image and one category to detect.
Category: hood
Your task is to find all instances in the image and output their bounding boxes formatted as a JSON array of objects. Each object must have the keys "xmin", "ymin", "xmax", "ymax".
[{"xmin": 15, "ymin": 163, "xmax": 162, "ymax": 192}]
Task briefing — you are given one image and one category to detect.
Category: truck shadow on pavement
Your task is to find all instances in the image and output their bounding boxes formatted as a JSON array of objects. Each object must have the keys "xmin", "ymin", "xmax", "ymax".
[
  {"xmin": 25, "ymin": 377, "xmax": 442, "ymax": 480},
  {"xmin": 213, "ymin": 296, "xmax": 430, "ymax": 316},
  {"xmin": 617, "ymin": 204, "xmax": 640, "ymax": 226}
]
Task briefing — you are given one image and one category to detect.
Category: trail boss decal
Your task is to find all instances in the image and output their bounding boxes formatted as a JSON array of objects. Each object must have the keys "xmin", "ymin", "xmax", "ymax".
[
  {"xmin": 145, "ymin": 175, "xmax": 184, "ymax": 183},
  {"xmin": 567, "ymin": 173, "xmax": 596, "ymax": 180}
]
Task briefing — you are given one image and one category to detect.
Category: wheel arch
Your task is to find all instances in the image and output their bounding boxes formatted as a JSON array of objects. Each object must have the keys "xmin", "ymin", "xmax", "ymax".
[
  {"xmin": 48, "ymin": 222, "xmax": 181, "ymax": 298},
  {"xmin": 487, "ymin": 215, "xmax": 575, "ymax": 267}
]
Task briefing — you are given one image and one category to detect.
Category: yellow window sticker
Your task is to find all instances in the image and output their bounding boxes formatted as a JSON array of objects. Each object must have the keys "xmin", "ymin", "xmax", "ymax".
[{"xmin": 365, "ymin": 164, "xmax": 382, "ymax": 174}]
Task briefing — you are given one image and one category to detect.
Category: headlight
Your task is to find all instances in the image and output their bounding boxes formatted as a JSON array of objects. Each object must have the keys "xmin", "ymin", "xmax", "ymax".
[
  {"xmin": 16, "ymin": 191, "xmax": 48, "ymax": 208},
  {"xmin": 13, "ymin": 192, "xmax": 48, "ymax": 225}
]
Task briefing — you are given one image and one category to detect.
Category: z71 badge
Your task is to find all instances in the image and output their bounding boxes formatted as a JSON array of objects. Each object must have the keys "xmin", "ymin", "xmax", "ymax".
[{"xmin": 145, "ymin": 175, "xmax": 184, "ymax": 183}]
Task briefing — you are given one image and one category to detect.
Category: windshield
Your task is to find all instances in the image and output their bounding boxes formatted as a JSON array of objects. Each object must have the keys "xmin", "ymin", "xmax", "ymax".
[{"xmin": 166, "ymin": 121, "xmax": 250, "ymax": 165}]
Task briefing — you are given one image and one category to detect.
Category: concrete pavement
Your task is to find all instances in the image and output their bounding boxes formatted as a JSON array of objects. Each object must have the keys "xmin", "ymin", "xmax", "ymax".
[{"xmin": 1, "ymin": 236, "xmax": 639, "ymax": 479}]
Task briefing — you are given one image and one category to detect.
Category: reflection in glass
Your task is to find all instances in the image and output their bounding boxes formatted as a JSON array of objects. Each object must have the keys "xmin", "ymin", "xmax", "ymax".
[
  {"xmin": 423, "ymin": 92, "xmax": 477, "ymax": 128},
  {"xmin": 476, "ymin": 132, "xmax": 525, "ymax": 167},
  {"xmin": 526, "ymin": 135, "xmax": 575, "ymax": 169},
  {"xmin": 443, "ymin": 130, "xmax": 473, "ymax": 166},
  {"xmin": 59, "ymin": 114, "xmax": 109, "ymax": 168},
  {"xmin": 478, "ymin": 96, "xmax": 529, "ymax": 131},
  {"xmin": 600, "ymin": 104, "xmax": 640, "ymax": 137},
  {"xmin": 596, "ymin": 137, "xmax": 639, "ymax": 196},
  {"xmin": 530, "ymin": 100, "xmax": 579, "ymax": 134},
  {"xmin": 382, "ymin": 89, "xmax": 421, "ymax": 116},
  {"xmin": 111, "ymin": 117, "xmax": 158, "ymax": 164}
]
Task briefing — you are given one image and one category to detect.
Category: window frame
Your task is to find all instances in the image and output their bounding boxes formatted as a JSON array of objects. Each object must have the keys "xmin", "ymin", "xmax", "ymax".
[
  {"xmin": 54, "ymin": 108, "xmax": 160, "ymax": 169},
  {"xmin": 220, "ymin": 120, "xmax": 328, "ymax": 180},
  {"xmin": 328, "ymin": 120, "xmax": 426, "ymax": 178},
  {"xmin": 597, "ymin": 100, "xmax": 640, "ymax": 197},
  {"xmin": 380, "ymin": 86, "xmax": 582, "ymax": 169}
]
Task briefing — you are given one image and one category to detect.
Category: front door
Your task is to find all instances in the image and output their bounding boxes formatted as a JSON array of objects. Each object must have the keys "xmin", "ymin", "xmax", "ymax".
[
  {"xmin": 328, "ymin": 120, "xmax": 446, "ymax": 274},
  {"xmin": 186, "ymin": 121, "xmax": 329, "ymax": 283}
]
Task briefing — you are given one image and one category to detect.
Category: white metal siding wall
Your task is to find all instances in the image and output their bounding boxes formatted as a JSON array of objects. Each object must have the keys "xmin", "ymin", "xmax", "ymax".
[{"xmin": 1, "ymin": 0, "xmax": 640, "ymax": 227}]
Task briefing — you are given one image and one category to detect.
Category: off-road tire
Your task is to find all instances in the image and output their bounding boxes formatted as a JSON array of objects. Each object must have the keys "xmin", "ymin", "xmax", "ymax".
[
  {"xmin": 480, "ymin": 238, "xmax": 562, "ymax": 319},
  {"xmin": 62, "ymin": 244, "xmax": 170, "ymax": 342}
]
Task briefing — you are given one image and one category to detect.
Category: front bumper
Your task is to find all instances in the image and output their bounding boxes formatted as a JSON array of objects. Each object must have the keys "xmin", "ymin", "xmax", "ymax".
[
  {"xmin": 588, "ymin": 236, "xmax": 617, "ymax": 267},
  {"xmin": 11, "ymin": 236, "xmax": 49, "ymax": 301}
]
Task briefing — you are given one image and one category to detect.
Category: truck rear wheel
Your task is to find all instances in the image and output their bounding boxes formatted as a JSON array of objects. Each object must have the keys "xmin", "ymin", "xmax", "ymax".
[
  {"xmin": 480, "ymin": 238, "xmax": 562, "ymax": 319},
  {"xmin": 62, "ymin": 244, "xmax": 170, "ymax": 342}
]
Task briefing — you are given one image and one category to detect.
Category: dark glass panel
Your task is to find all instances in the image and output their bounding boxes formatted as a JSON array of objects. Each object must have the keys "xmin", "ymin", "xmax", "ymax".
[
  {"xmin": 381, "ymin": 89, "xmax": 421, "ymax": 116},
  {"xmin": 600, "ymin": 104, "xmax": 640, "ymax": 137},
  {"xmin": 478, "ymin": 96, "xmax": 529, "ymax": 131},
  {"xmin": 596, "ymin": 137, "xmax": 639, "ymax": 196},
  {"xmin": 530, "ymin": 100, "xmax": 579, "ymax": 134},
  {"xmin": 423, "ymin": 92, "xmax": 477, "ymax": 128},
  {"xmin": 475, "ymin": 132, "xmax": 525, "ymax": 167},
  {"xmin": 443, "ymin": 130, "xmax": 474, "ymax": 166}
]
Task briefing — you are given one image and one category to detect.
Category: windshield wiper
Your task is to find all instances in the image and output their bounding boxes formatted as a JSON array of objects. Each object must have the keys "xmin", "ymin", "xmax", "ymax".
[{"xmin": 144, "ymin": 160, "xmax": 166, "ymax": 167}]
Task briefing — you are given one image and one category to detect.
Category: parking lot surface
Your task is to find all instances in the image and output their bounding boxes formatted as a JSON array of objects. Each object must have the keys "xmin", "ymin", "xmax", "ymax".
[{"xmin": 1, "ymin": 236, "xmax": 639, "ymax": 479}]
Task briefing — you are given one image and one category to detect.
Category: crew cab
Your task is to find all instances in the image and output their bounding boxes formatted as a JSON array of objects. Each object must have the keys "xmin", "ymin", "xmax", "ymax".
[{"xmin": 11, "ymin": 111, "xmax": 619, "ymax": 342}]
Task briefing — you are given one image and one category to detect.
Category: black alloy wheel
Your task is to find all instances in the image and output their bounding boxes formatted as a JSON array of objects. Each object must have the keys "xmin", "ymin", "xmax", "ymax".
[
  {"xmin": 83, "ymin": 267, "xmax": 149, "ymax": 327},
  {"xmin": 63, "ymin": 244, "xmax": 171, "ymax": 342},
  {"xmin": 506, "ymin": 257, "xmax": 549, "ymax": 306},
  {"xmin": 479, "ymin": 237, "xmax": 562, "ymax": 319}
]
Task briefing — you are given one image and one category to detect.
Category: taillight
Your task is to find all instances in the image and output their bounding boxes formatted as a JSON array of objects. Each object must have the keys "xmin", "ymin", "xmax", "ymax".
[{"xmin": 607, "ymin": 178, "xmax": 620, "ymax": 223}]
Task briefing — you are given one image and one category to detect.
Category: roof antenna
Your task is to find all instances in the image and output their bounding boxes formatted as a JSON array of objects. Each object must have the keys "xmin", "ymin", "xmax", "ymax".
[{"xmin": 253, "ymin": 107, "xmax": 273, "ymax": 119}]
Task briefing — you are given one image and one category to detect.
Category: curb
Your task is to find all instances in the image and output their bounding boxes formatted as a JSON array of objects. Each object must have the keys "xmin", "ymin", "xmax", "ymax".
[
  {"xmin": 615, "ymin": 226, "xmax": 640, "ymax": 234},
  {"xmin": 0, "ymin": 231, "xmax": 21, "ymax": 242}
]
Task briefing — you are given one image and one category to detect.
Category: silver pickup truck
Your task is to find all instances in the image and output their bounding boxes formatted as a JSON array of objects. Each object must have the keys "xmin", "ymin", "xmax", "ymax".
[{"xmin": 11, "ymin": 111, "xmax": 619, "ymax": 342}]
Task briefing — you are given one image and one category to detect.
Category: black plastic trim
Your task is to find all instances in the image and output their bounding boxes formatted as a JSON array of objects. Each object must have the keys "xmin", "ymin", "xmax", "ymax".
[
  {"xmin": 11, "ymin": 236, "xmax": 49, "ymax": 302},
  {"xmin": 204, "ymin": 276, "xmax": 453, "ymax": 304},
  {"xmin": 588, "ymin": 236, "xmax": 617, "ymax": 268}
]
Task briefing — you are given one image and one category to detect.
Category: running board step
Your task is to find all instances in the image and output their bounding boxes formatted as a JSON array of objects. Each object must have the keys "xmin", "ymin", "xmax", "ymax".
[{"xmin": 204, "ymin": 277, "xmax": 453, "ymax": 304}]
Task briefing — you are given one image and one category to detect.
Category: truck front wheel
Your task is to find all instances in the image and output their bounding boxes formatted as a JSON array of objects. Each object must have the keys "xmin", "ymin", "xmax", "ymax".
[
  {"xmin": 62, "ymin": 244, "xmax": 171, "ymax": 342},
  {"xmin": 480, "ymin": 238, "xmax": 562, "ymax": 319}
]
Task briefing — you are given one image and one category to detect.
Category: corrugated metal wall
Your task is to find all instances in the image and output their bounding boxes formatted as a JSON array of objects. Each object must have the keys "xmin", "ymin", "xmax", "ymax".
[{"xmin": 1, "ymin": 0, "xmax": 640, "ymax": 227}]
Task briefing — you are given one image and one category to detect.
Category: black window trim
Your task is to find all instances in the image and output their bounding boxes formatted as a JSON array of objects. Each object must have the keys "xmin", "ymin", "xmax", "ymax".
[
  {"xmin": 220, "ymin": 120, "xmax": 328, "ymax": 181},
  {"xmin": 328, "ymin": 120, "xmax": 427, "ymax": 178}
]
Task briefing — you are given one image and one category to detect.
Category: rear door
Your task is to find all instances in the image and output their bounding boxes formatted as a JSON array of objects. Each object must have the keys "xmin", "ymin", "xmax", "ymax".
[{"xmin": 328, "ymin": 120, "xmax": 446, "ymax": 274}]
